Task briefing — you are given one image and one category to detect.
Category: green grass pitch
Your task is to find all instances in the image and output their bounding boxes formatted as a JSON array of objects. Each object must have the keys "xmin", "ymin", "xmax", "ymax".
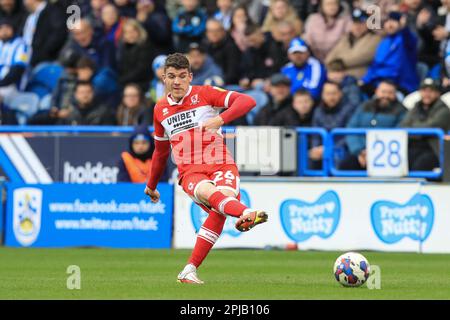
[{"xmin": 0, "ymin": 248, "xmax": 449, "ymax": 299}]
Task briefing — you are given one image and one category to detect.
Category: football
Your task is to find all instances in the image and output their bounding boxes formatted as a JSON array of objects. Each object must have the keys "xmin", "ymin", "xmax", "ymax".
[{"xmin": 334, "ymin": 252, "xmax": 371, "ymax": 287}]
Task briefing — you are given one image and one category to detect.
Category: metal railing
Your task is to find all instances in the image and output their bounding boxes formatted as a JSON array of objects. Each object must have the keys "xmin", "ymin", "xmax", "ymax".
[
  {"xmin": 329, "ymin": 128, "xmax": 445, "ymax": 179},
  {"xmin": 0, "ymin": 126, "xmax": 445, "ymax": 179}
]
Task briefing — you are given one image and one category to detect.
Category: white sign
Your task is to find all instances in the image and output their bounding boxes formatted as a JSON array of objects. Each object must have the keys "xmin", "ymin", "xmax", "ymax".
[
  {"xmin": 367, "ymin": 130, "xmax": 408, "ymax": 177},
  {"xmin": 173, "ymin": 180, "xmax": 442, "ymax": 252}
]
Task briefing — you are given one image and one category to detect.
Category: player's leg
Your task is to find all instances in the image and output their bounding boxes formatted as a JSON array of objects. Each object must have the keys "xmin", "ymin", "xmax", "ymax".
[
  {"xmin": 195, "ymin": 166, "xmax": 268, "ymax": 232},
  {"xmin": 178, "ymin": 174, "xmax": 227, "ymax": 284},
  {"xmin": 178, "ymin": 205, "xmax": 226, "ymax": 284}
]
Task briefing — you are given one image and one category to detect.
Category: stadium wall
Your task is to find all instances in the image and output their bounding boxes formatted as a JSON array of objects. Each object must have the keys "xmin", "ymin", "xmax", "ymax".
[{"xmin": 174, "ymin": 179, "xmax": 450, "ymax": 254}]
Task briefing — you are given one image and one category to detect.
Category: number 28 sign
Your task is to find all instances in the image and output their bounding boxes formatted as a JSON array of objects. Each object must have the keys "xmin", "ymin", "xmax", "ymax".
[{"xmin": 367, "ymin": 130, "xmax": 409, "ymax": 177}]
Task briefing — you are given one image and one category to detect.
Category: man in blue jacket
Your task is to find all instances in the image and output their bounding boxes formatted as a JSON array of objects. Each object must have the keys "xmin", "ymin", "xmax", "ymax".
[
  {"xmin": 281, "ymin": 37, "xmax": 327, "ymax": 101},
  {"xmin": 360, "ymin": 11, "xmax": 420, "ymax": 95},
  {"xmin": 339, "ymin": 80, "xmax": 407, "ymax": 170}
]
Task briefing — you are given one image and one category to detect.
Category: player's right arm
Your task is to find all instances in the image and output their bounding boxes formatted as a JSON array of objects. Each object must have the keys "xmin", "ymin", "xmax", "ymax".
[{"xmin": 145, "ymin": 111, "xmax": 171, "ymax": 203}]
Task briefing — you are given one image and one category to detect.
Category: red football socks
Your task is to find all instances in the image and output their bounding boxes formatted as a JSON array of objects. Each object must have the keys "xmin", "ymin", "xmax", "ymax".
[
  {"xmin": 188, "ymin": 209, "xmax": 226, "ymax": 268},
  {"xmin": 207, "ymin": 191, "xmax": 247, "ymax": 218}
]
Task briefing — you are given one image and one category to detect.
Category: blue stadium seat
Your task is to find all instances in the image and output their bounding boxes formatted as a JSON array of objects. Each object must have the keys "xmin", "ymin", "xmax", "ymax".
[
  {"xmin": 25, "ymin": 62, "xmax": 64, "ymax": 99},
  {"xmin": 7, "ymin": 92, "xmax": 40, "ymax": 125}
]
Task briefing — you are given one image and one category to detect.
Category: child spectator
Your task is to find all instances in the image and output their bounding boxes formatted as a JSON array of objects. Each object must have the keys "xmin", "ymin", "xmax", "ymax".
[
  {"xmin": 262, "ymin": 0, "xmax": 303, "ymax": 38},
  {"xmin": 327, "ymin": 59, "xmax": 363, "ymax": 110}
]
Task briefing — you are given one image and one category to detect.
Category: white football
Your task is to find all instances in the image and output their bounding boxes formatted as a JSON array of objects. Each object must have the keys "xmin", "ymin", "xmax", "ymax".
[{"xmin": 333, "ymin": 252, "xmax": 370, "ymax": 287}]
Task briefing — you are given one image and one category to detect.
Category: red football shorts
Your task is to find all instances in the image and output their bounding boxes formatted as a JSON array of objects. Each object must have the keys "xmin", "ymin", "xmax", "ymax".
[{"xmin": 180, "ymin": 164, "xmax": 240, "ymax": 207}]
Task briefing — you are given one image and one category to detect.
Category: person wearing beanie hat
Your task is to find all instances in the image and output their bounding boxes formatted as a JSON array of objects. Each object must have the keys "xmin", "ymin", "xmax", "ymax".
[
  {"xmin": 147, "ymin": 54, "xmax": 167, "ymax": 103},
  {"xmin": 117, "ymin": 124, "xmax": 172, "ymax": 183},
  {"xmin": 0, "ymin": 16, "xmax": 29, "ymax": 104}
]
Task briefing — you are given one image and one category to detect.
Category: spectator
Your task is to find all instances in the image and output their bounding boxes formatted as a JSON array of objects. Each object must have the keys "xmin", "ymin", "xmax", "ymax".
[
  {"xmin": 59, "ymin": 19, "xmax": 116, "ymax": 70},
  {"xmin": 270, "ymin": 21, "xmax": 297, "ymax": 72},
  {"xmin": 113, "ymin": 0, "xmax": 136, "ymax": 17},
  {"xmin": 309, "ymin": 81, "xmax": 355, "ymax": 166},
  {"xmin": 147, "ymin": 54, "xmax": 166, "ymax": 103},
  {"xmin": 0, "ymin": 17, "xmax": 29, "ymax": 103},
  {"xmin": 28, "ymin": 49, "xmax": 81, "ymax": 125},
  {"xmin": 403, "ymin": 0, "xmax": 440, "ymax": 68},
  {"xmin": 23, "ymin": 0, "xmax": 67, "ymax": 67},
  {"xmin": 262, "ymin": 0, "xmax": 303, "ymax": 37},
  {"xmin": 136, "ymin": 0, "xmax": 173, "ymax": 55},
  {"xmin": 57, "ymin": 81, "xmax": 115, "ymax": 125},
  {"xmin": 230, "ymin": 5, "xmax": 252, "ymax": 52},
  {"xmin": 326, "ymin": 59, "xmax": 362, "ymax": 110},
  {"xmin": 281, "ymin": 37, "xmax": 327, "ymax": 100},
  {"xmin": 116, "ymin": 19, "xmax": 153, "ymax": 91},
  {"xmin": 325, "ymin": 8, "xmax": 382, "ymax": 79},
  {"xmin": 101, "ymin": 3, "xmax": 126, "ymax": 47},
  {"xmin": 76, "ymin": 56, "xmax": 119, "ymax": 104},
  {"xmin": 270, "ymin": 89, "xmax": 315, "ymax": 126},
  {"xmin": 254, "ymin": 73, "xmax": 293, "ymax": 125},
  {"xmin": 204, "ymin": 18, "xmax": 241, "ymax": 85},
  {"xmin": 339, "ymin": 80, "xmax": 407, "ymax": 170},
  {"xmin": 213, "ymin": 0, "xmax": 233, "ymax": 30},
  {"xmin": 117, "ymin": 125, "xmax": 154, "ymax": 183},
  {"xmin": 303, "ymin": 0, "xmax": 352, "ymax": 62},
  {"xmin": 116, "ymin": 84, "xmax": 153, "ymax": 126},
  {"xmin": 240, "ymin": 24, "xmax": 280, "ymax": 90},
  {"xmin": 400, "ymin": 78, "xmax": 450, "ymax": 171},
  {"xmin": 360, "ymin": 11, "xmax": 420, "ymax": 95},
  {"xmin": 187, "ymin": 42, "xmax": 224, "ymax": 86},
  {"xmin": 172, "ymin": 0, "xmax": 207, "ymax": 52},
  {"xmin": 0, "ymin": 0, "xmax": 27, "ymax": 34}
]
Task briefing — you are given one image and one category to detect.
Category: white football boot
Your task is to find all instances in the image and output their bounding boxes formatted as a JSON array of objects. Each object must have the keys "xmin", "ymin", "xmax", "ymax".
[{"xmin": 177, "ymin": 263, "xmax": 204, "ymax": 284}]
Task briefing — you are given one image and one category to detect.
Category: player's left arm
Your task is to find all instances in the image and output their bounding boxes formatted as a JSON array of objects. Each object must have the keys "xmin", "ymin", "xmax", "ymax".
[{"xmin": 202, "ymin": 87, "xmax": 256, "ymax": 130}]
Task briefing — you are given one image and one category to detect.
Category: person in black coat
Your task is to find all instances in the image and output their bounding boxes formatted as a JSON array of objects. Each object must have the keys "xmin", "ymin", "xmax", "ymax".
[
  {"xmin": 0, "ymin": 0, "xmax": 27, "ymax": 34},
  {"xmin": 270, "ymin": 89, "xmax": 314, "ymax": 126},
  {"xmin": 116, "ymin": 19, "xmax": 154, "ymax": 91},
  {"xmin": 254, "ymin": 73, "xmax": 293, "ymax": 126},
  {"xmin": 204, "ymin": 18, "xmax": 241, "ymax": 85},
  {"xmin": 23, "ymin": 0, "xmax": 67, "ymax": 67},
  {"xmin": 239, "ymin": 23, "xmax": 281, "ymax": 89}
]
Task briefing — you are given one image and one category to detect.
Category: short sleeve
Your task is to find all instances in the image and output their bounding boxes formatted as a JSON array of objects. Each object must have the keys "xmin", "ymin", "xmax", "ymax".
[
  {"xmin": 203, "ymin": 85, "xmax": 234, "ymax": 109},
  {"xmin": 153, "ymin": 109, "xmax": 169, "ymax": 141}
]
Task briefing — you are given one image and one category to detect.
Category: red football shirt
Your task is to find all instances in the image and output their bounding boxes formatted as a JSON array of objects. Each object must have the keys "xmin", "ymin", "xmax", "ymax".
[{"xmin": 153, "ymin": 85, "xmax": 236, "ymax": 179}]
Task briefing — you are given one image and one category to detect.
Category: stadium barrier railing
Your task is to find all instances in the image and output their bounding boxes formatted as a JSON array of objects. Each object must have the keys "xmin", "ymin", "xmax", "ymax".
[
  {"xmin": 0, "ymin": 126, "xmax": 444, "ymax": 179},
  {"xmin": 328, "ymin": 128, "xmax": 445, "ymax": 179}
]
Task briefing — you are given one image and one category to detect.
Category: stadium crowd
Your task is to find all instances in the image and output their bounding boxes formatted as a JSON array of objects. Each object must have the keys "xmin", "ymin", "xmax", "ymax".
[{"xmin": 1, "ymin": 0, "xmax": 450, "ymax": 171}]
